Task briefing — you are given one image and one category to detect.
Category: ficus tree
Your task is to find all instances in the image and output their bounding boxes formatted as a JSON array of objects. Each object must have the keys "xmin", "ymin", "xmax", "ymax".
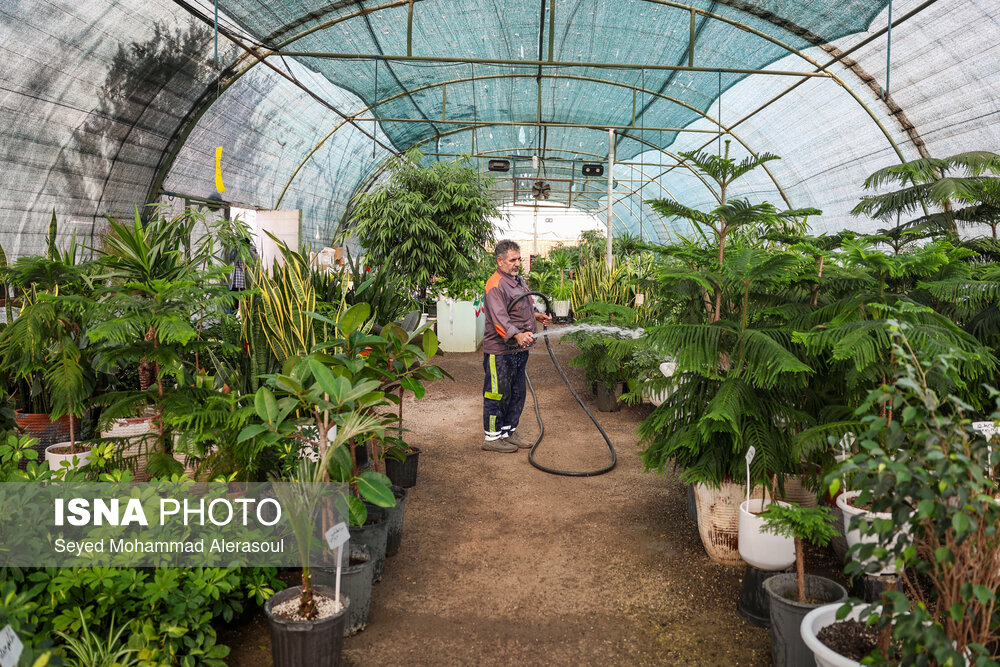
[{"xmin": 346, "ymin": 148, "xmax": 500, "ymax": 300}]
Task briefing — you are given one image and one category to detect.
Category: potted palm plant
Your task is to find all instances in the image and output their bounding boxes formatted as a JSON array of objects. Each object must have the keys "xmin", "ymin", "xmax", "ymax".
[
  {"xmin": 90, "ymin": 208, "xmax": 234, "ymax": 478},
  {"xmin": 0, "ymin": 230, "xmax": 97, "ymax": 471}
]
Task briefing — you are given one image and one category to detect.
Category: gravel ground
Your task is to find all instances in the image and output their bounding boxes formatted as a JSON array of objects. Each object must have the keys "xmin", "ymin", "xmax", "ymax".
[{"xmin": 222, "ymin": 329, "xmax": 775, "ymax": 665}]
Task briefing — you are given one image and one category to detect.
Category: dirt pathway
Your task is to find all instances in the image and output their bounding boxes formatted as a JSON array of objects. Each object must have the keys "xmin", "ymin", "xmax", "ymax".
[{"xmin": 225, "ymin": 330, "xmax": 773, "ymax": 665}]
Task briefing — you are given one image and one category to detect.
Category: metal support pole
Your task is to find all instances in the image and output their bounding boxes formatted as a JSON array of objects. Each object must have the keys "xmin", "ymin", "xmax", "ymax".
[
  {"xmin": 607, "ymin": 128, "xmax": 614, "ymax": 270},
  {"xmin": 884, "ymin": 0, "xmax": 893, "ymax": 99},
  {"xmin": 407, "ymin": 0, "xmax": 415, "ymax": 56},
  {"xmin": 213, "ymin": 0, "xmax": 219, "ymax": 67},
  {"xmin": 689, "ymin": 9, "xmax": 696, "ymax": 67}
]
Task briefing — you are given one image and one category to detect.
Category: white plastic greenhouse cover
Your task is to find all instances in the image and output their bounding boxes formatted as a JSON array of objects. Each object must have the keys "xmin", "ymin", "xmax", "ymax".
[{"xmin": 0, "ymin": 0, "xmax": 998, "ymax": 257}]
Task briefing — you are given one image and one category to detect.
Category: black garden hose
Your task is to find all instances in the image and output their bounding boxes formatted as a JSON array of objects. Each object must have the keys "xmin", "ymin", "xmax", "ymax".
[{"xmin": 506, "ymin": 291, "xmax": 617, "ymax": 476}]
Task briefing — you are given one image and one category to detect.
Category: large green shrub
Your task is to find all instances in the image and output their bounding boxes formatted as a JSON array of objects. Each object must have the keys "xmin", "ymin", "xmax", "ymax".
[
  {"xmin": 827, "ymin": 321, "xmax": 1000, "ymax": 664},
  {"xmin": 347, "ymin": 148, "xmax": 499, "ymax": 299}
]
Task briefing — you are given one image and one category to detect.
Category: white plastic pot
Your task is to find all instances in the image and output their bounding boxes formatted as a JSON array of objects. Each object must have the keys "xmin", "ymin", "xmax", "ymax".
[
  {"xmin": 738, "ymin": 498, "xmax": 795, "ymax": 571},
  {"xmin": 800, "ymin": 603, "xmax": 864, "ymax": 667},
  {"xmin": 836, "ymin": 490, "xmax": 900, "ymax": 575},
  {"xmin": 45, "ymin": 442, "xmax": 92, "ymax": 473},
  {"xmin": 552, "ymin": 300, "xmax": 571, "ymax": 318}
]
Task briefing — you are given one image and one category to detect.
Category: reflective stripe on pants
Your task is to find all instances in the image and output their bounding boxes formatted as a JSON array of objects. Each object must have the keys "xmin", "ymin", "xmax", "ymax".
[{"xmin": 483, "ymin": 351, "xmax": 528, "ymax": 439}]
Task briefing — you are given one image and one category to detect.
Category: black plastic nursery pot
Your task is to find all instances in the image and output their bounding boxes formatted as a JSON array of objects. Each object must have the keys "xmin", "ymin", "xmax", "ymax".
[
  {"xmin": 314, "ymin": 544, "xmax": 374, "ymax": 637},
  {"xmin": 264, "ymin": 584, "xmax": 349, "ymax": 667},
  {"xmin": 763, "ymin": 573, "xmax": 848, "ymax": 667},
  {"xmin": 384, "ymin": 485, "xmax": 408, "ymax": 556},
  {"xmin": 737, "ymin": 565, "xmax": 787, "ymax": 628},
  {"xmin": 350, "ymin": 506, "xmax": 389, "ymax": 582},
  {"xmin": 593, "ymin": 383, "xmax": 621, "ymax": 412},
  {"xmin": 385, "ymin": 446, "xmax": 420, "ymax": 488}
]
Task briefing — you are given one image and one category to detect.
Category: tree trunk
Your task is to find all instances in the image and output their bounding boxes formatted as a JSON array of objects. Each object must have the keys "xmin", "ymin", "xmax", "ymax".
[
  {"xmin": 139, "ymin": 325, "xmax": 156, "ymax": 391},
  {"xmin": 795, "ymin": 537, "xmax": 806, "ymax": 603}
]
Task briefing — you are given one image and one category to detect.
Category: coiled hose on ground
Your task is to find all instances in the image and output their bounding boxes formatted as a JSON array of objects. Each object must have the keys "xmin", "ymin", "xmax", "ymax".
[{"xmin": 506, "ymin": 291, "xmax": 617, "ymax": 477}]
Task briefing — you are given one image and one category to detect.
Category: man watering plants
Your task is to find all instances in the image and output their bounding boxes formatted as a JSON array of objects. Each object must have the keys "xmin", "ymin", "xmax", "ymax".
[{"xmin": 481, "ymin": 240, "xmax": 552, "ymax": 453}]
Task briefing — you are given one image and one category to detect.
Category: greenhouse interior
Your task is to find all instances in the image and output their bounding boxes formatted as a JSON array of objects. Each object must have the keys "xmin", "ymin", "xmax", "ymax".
[{"xmin": 2, "ymin": 0, "xmax": 1000, "ymax": 664}]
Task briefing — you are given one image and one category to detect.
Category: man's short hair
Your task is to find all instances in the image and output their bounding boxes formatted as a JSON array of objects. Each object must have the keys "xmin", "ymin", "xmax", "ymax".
[{"xmin": 494, "ymin": 239, "xmax": 520, "ymax": 260}]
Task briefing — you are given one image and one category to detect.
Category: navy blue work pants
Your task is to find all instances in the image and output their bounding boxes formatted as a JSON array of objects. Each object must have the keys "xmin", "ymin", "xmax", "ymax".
[{"xmin": 482, "ymin": 350, "xmax": 529, "ymax": 440}]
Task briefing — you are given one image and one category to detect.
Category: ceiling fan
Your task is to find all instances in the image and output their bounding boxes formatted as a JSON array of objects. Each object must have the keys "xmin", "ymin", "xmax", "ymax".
[{"xmin": 531, "ymin": 180, "xmax": 551, "ymax": 200}]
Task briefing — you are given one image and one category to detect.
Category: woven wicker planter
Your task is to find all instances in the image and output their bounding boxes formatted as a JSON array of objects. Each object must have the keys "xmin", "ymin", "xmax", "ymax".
[
  {"xmin": 776, "ymin": 474, "xmax": 819, "ymax": 508},
  {"xmin": 694, "ymin": 480, "xmax": 756, "ymax": 566},
  {"xmin": 101, "ymin": 415, "xmax": 157, "ymax": 481}
]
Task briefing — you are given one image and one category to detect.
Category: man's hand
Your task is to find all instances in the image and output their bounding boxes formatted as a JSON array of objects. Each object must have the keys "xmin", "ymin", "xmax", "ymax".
[
  {"xmin": 535, "ymin": 312, "xmax": 553, "ymax": 326},
  {"xmin": 513, "ymin": 331, "xmax": 534, "ymax": 347}
]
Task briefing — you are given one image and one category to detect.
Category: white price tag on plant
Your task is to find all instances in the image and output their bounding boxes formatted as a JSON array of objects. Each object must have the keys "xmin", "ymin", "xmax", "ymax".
[
  {"xmin": 745, "ymin": 446, "xmax": 756, "ymax": 465},
  {"xmin": 973, "ymin": 421, "xmax": 998, "ymax": 438},
  {"xmin": 324, "ymin": 522, "xmax": 350, "ymax": 551},
  {"xmin": 0, "ymin": 625, "xmax": 23, "ymax": 667}
]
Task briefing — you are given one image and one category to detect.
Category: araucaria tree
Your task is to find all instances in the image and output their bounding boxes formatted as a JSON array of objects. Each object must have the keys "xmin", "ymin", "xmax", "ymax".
[{"xmin": 347, "ymin": 148, "xmax": 500, "ymax": 299}]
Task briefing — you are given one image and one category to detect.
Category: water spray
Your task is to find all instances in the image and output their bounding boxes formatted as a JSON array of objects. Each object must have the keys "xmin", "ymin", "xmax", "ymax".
[{"xmin": 506, "ymin": 291, "xmax": 617, "ymax": 477}]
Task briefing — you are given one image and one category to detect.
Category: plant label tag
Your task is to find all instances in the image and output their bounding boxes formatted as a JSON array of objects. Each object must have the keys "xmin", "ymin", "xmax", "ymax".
[
  {"xmin": 745, "ymin": 446, "xmax": 756, "ymax": 465},
  {"xmin": 325, "ymin": 522, "xmax": 350, "ymax": 551},
  {"xmin": 973, "ymin": 421, "xmax": 997, "ymax": 438},
  {"xmin": 0, "ymin": 625, "xmax": 23, "ymax": 667}
]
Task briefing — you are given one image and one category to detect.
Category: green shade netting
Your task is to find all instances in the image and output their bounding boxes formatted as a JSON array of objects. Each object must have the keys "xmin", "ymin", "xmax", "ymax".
[{"xmin": 2, "ymin": 0, "xmax": 1000, "ymax": 255}]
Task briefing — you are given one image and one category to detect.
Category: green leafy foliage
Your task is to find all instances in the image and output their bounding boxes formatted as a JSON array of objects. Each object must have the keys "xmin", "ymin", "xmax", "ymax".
[
  {"xmin": 760, "ymin": 503, "xmax": 837, "ymax": 547},
  {"xmin": 347, "ymin": 148, "xmax": 500, "ymax": 299},
  {"xmin": 90, "ymin": 207, "xmax": 236, "ymax": 464},
  {"xmin": 1, "ymin": 566, "xmax": 279, "ymax": 667},
  {"xmin": 852, "ymin": 151, "xmax": 1000, "ymax": 239},
  {"xmin": 825, "ymin": 323, "xmax": 1000, "ymax": 664}
]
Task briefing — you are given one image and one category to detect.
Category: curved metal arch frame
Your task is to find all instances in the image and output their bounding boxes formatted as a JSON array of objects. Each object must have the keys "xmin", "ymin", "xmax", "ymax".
[
  {"xmin": 251, "ymin": 0, "xmax": 911, "ymax": 165},
  {"xmin": 335, "ymin": 122, "xmax": 711, "ymax": 242},
  {"xmin": 151, "ymin": 0, "xmax": 915, "ymax": 216},
  {"xmin": 273, "ymin": 70, "xmax": 789, "ymax": 208}
]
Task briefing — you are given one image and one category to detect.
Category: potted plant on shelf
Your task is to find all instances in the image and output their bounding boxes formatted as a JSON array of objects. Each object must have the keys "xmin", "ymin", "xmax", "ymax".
[
  {"xmin": 547, "ymin": 246, "xmax": 576, "ymax": 319},
  {"xmin": 760, "ymin": 502, "xmax": 847, "ymax": 667},
  {"xmin": 0, "ymin": 230, "xmax": 98, "ymax": 471},
  {"xmin": 816, "ymin": 323, "xmax": 1000, "ymax": 666},
  {"xmin": 550, "ymin": 280, "xmax": 574, "ymax": 319}
]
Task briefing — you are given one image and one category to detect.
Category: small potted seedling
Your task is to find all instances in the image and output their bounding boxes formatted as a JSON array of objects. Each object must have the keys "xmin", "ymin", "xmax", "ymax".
[{"xmin": 760, "ymin": 503, "xmax": 847, "ymax": 667}]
